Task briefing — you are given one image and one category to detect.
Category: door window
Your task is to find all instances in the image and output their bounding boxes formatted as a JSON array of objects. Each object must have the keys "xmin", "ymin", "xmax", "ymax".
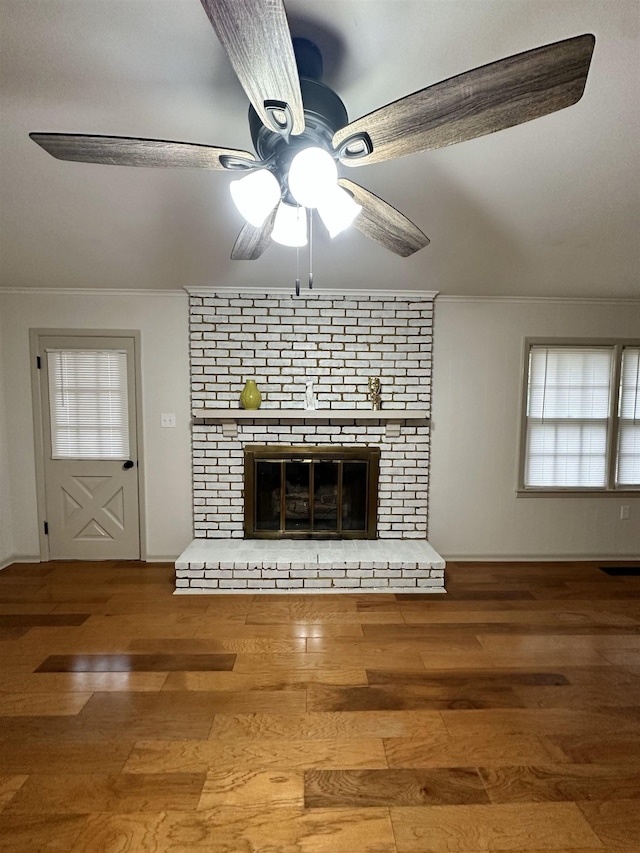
[{"xmin": 47, "ymin": 349, "xmax": 130, "ymax": 459}]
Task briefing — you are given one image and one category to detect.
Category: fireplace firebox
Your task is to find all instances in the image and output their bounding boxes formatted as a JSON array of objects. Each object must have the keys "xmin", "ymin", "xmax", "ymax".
[{"xmin": 244, "ymin": 445, "xmax": 380, "ymax": 539}]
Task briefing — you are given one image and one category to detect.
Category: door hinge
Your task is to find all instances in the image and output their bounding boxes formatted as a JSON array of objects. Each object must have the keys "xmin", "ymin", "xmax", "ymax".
[
  {"xmin": 44, "ymin": 521, "xmax": 49, "ymax": 535},
  {"xmin": 37, "ymin": 355, "xmax": 42, "ymax": 369}
]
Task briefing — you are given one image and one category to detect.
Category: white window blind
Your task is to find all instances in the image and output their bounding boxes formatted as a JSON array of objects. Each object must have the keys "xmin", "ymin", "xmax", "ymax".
[
  {"xmin": 47, "ymin": 350, "xmax": 130, "ymax": 459},
  {"xmin": 616, "ymin": 346, "xmax": 640, "ymax": 486},
  {"xmin": 525, "ymin": 346, "xmax": 613, "ymax": 488}
]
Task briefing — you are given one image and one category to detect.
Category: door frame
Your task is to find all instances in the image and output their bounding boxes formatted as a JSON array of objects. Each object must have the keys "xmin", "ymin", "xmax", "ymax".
[{"xmin": 29, "ymin": 328, "xmax": 146, "ymax": 561}]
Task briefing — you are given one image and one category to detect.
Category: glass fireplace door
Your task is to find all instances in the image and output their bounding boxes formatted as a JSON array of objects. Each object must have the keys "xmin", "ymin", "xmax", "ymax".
[
  {"xmin": 255, "ymin": 460, "xmax": 281, "ymax": 532},
  {"xmin": 313, "ymin": 461, "xmax": 339, "ymax": 532},
  {"xmin": 284, "ymin": 460, "xmax": 311, "ymax": 532},
  {"xmin": 342, "ymin": 461, "xmax": 368, "ymax": 531},
  {"xmin": 245, "ymin": 446, "xmax": 379, "ymax": 539}
]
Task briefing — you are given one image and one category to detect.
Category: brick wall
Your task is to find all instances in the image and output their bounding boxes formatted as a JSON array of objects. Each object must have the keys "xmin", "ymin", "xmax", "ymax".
[{"xmin": 188, "ymin": 290, "xmax": 435, "ymax": 540}]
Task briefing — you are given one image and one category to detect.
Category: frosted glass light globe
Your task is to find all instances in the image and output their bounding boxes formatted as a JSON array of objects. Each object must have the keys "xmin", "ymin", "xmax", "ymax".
[
  {"xmin": 288, "ymin": 147, "xmax": 338, "ymax": 209},
  {"xmin": 271, "ymin": 201, "xmax": 307, "ymax": 247},
  {"xmin": 230, "ymin": 169, "xmax": 280, "ymax": 227},
  {"xmin": 317, "ymin": 185, "xmax": 362, "ymax": 238}
]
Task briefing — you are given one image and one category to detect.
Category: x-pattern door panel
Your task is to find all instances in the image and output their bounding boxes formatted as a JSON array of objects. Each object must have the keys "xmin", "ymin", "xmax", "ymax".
[
  {"xmin": 51, "ymin": 466, "xmax": 133, "ymax": 553},
  {"xmin": 38, "ymin": 334, "xmax": 141, "ymax": 560}
]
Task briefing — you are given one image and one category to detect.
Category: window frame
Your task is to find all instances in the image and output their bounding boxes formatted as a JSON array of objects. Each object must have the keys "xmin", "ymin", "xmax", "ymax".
[{"xmin": 517, "ymin": 338, "xmax": 640, "ymax": 496}]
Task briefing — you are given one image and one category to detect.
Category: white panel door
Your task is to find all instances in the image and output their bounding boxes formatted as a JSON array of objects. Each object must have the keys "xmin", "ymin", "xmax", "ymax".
[{"xmin": 37, "ymin": 334, "xmax": 141, "ymax": 560}]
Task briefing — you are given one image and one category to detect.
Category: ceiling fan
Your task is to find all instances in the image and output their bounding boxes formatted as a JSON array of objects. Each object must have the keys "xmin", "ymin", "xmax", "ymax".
[{"xmin": 30, "ymin": 0, "xmax": 595, "ymax": 262}]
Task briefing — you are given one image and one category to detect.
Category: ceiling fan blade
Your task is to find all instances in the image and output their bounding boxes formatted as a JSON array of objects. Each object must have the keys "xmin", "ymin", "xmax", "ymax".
[
  {"xmin": 200, "ymin": 0, "xmax": 304, "ymax": 136},
  {"xmin": 338, "ymin": 179, "xmax": 429, "ymax": 257},
  {"xmin": 231, "ymin": 205, "xmax": 278, "ymax": 260},
  {"xmin": 30, "ymin": 134, "xmax": 256, "ymax": 170},
  {"xmin": 333, "ymin": 33, "xmax": 595, "ymax": 167}
]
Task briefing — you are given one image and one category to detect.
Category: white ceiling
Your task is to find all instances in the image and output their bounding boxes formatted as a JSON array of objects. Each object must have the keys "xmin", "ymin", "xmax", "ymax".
[{"xmin": 1, "ymin": 0, "xmax": 638, "ymax": 297}]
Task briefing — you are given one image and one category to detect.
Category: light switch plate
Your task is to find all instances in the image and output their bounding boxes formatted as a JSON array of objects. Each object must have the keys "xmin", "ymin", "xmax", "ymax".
[{"xmin": 161, "ymin": 413, "xmax": 176, "ymax": 428}]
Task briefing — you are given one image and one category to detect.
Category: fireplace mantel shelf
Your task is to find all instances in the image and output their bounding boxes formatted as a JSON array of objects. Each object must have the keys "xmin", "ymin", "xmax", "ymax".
[
  {"xmin": 193, "ymin": 408, "xmax": 429, "ymax": 420},
  {"xmin": 193, "ymin": 408, "xmax": 429, "ymax": 439}
]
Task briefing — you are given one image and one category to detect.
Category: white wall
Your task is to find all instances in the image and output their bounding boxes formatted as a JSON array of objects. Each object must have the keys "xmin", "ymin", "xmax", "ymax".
[
  {"xmin": 429, "ymin": 297, "xmax": 640, "ymax": 559},
  {"xmin": 0, "ymin": 289, "xmax": 192, "ymax": 561},
  {"xmin": 0, "ymin": 315, "xmax": 14, "ymax": 567},
  {"xmin": 1, "ymin": 289, "xmax": 639, "ymax": 563}
]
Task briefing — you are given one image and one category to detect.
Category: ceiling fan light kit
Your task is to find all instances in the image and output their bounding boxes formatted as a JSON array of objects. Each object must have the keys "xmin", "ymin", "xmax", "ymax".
[
  {"xmin": 288, "ymin": 146, "xmax": 338, "ymax": 209},
  {"xmin": 271, "ymin": 201, "xmax": 307, "ymax": 248},
  {"xmin": 229, "ymin": 169, "xmax": 280, "ymax": 228},
  {"xmin": 317, "ymin": 186, "xmax": 363, "ymax": 239},
  {"xmin": 29, "ymin": 0, "xmax": 595, "ymax": 285}
]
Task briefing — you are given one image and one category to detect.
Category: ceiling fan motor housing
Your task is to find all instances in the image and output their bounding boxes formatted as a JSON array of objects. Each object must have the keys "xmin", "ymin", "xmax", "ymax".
[{"xmin": 249, "ymin": 76, "xmax": 348, "ymax": 194}]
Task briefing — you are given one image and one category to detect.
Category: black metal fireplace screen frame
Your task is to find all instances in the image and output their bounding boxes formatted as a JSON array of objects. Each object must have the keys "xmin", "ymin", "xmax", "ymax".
[{"xmin": 244, "ymin": 445, "xmax": 380, "ymax": 539}]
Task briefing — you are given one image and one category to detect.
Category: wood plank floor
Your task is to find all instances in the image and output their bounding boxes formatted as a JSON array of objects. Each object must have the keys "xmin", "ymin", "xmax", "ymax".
[{"xmin": 0, "ymin": 559, "xmax": 639, "ymax": 852}]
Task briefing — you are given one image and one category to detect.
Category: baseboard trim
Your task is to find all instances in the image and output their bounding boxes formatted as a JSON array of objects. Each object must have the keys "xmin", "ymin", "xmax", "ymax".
[
  {"xmin": 0, "ymin": 555, "xmax": 41, "ymax": 571},
  {"xmin": 442, "ymin": 554, "xmax": 640, "ymax": 562},
  {"xmin": 0, "ymin": 555, "xmax": 178, "ymax": 570},
  {"xmin": 145, "ymin": 556, "xmax": 181, "ymax": 563}
]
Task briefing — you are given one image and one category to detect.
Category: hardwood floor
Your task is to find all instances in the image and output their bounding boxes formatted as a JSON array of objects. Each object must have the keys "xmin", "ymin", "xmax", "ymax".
[{"xmin": 0, "ymin": 558, "xmax": 639, "ymax": 852}]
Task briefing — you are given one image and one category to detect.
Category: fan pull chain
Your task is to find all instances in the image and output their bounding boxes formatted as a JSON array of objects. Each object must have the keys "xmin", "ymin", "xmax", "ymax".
[
  {"xmin": 308, "ymin": 209, "xmax": 313, "ymax": 289},
  {"xmin": 293, "ymin": 205, "xmax": 303, "ymax": 295}
]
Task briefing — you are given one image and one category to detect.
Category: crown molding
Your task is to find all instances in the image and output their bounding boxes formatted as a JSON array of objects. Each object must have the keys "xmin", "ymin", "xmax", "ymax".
[
  {"xmin": 2, "ymin": 288, "xmax": 636, "ymax": 306},
  {"xmin": 436, "ymin": 294, "xmax": 640, "ymax": 305},
  {"xmin": 0, "ymin": 288, "xmax": 187, "ymax": 297}
]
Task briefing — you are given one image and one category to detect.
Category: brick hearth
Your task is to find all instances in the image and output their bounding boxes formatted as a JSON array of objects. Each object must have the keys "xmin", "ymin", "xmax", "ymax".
[{"xmin": 176, "ymin": 539, "xmax": 446, "ymax": 593}]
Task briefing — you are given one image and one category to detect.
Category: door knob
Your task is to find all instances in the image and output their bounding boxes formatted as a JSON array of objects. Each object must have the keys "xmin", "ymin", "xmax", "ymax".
[{"xmin": 122, "ymin": 460, "xmax": 134, "ymax": 470}]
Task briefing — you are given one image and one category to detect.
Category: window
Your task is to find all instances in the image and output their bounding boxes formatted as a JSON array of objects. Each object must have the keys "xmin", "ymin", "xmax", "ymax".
[
  {"xmin": 520, "ymin": 341, "xmax": 640, "ymax": 492},
  {"xmin": 617, "ymin": 347, "xmax": 640, "ymax": 486},
  {"xmin": 47, "ymin": 349, "xmax": 130, "ymax": 459}
]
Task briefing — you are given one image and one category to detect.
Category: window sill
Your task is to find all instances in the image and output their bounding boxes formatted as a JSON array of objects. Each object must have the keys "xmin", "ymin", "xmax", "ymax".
[{"xmin": 516, "ymin": 488, "xmax": 640, "ymax": 498}]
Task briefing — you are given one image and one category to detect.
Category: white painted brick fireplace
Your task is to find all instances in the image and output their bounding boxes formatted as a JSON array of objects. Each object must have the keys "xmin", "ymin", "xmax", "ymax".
[{"xmin": 175, "ymin": 288, "xmax": 445, "ymax": 593}]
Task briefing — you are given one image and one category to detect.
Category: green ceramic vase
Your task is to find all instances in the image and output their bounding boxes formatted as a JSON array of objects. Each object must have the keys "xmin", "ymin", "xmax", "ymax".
[{"xmin": 240, "ymin": 379, "xmax": 262, "ymax": 410}]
